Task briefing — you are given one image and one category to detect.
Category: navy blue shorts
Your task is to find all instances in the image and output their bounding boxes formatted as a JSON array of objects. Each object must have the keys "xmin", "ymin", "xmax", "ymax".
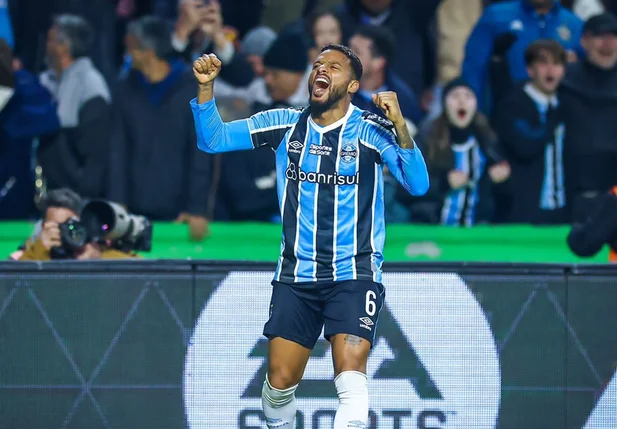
[{"xmin": 263, "ymin": 280, "xmax": 385, "ymax": 349}]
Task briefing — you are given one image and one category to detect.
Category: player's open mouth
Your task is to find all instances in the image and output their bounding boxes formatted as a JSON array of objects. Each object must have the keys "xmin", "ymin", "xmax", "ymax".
[
  {"xmin": 457, "ymin": 108, "xmax": 467, "ymax": 119},
  {"xmin": 313, "ymin": 76, "xmax": 330, "ymax": 98},
  {"xmin": 545, "ymin": 76, "xmax": 555, "ymax": 84}
]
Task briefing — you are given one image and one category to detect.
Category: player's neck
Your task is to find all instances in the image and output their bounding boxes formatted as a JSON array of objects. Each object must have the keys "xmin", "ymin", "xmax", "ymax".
[{"xmin": 311, "ymin": 101, "xmax": 351, "ymax": 127}]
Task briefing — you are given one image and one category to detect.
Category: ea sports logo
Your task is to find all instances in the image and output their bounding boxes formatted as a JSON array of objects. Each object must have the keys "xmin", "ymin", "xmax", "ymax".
[{"xmin": 184, "ymin": 272, "xmax": 501, "ymax": 428}]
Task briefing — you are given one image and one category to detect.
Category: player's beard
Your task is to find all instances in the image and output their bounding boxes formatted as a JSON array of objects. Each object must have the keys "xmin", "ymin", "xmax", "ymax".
[{"xmin": 308, "ymin": 83, "xmax": 347, "ymax": 117}]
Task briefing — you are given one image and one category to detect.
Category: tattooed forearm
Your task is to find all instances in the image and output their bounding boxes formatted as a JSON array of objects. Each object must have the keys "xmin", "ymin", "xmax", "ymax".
[
  {"xmin": 394, "ymin": 120, "xmax": 415, "ymax": 149},
  {"xmin": 344, "ymin": 335, "xmax": 363, "ymax": 346}
]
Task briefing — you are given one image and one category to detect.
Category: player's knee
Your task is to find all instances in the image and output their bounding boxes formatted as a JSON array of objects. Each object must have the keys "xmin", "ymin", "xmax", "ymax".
[
  {"xmin": 262, "ymin": 374, "xmax": 298, "ymax": 408},
  {"xmin": 267, "ymin": 365, "xmax": 302, "ymax": 390},
  {"xmin": 334, "ymin": 371, "xmax": 368, "ymax": 404},
  {"xmin": 334, "ymin": 357, "xmax": 367, "ymax": 377}
]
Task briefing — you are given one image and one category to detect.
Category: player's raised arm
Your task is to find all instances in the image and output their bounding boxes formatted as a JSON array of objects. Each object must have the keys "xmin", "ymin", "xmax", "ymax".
[
  {"xmin": 190, "ymin": 53, "xmax": 254, "ymax": 153},
  {"xmin": 369, "ymin": 91, "xmax": 429, "ymax": 196},
  {"xmin": 191, "ymin": 53, "xmax": 300, "ymax": 153}
]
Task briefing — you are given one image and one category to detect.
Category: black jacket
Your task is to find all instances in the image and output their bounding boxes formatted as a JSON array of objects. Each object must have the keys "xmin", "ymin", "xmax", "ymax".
[
  {"xmin": 107, "ymin": 62, "xmax": 212, "ymax": 219},
  {"xmin": 492, "ymin": 84, "xmax": 569, "ymax": 224},
  {"xmin": 568, "ymin": 189, "xmax": 617, "ymax": 257},
  {"xmin": 172, "ymin": 40, "xmax": 254, "ymax": 88},
  {"xmin": 336, "ymin": 0, "xmax": 441, "ymax": 96},
  {"xmin": 212, "ymin": 100, "xmax": 285, "ymax": 222},
  {"xmin": 560, "ymin": 60, "xmax": 617, "ymax": 195},
  {"xmin": 38, "ymin": 59, "xmax": 112, "ymax": 199}
]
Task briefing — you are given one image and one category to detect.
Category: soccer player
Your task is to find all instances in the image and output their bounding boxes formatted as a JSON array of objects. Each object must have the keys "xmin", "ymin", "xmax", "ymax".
[{"xmin": 191, "ymin": 44, "xmax": 429, "ymax": 428}]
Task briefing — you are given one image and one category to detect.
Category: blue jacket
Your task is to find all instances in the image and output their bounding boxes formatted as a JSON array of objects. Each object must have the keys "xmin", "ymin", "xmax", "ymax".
[
  {"xmin": 0, "ymin": 1, "xmax": 13, "ymax": 48},
  {"xmin": 0, "ymin": 69, "xmax": 60, "ymax": 219},
  {"xmin": 462, "ymin": 0, "xmax": 583, "ymax": 110}
]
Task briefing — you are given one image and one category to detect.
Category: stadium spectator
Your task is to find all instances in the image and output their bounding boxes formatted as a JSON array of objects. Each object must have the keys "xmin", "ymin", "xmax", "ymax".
[
  {"xmin": 493, "ymin": 40, "xmax": 569, "ymax": 224},
  {"xmin": 16, "ymin": 188, "xmax": 135, "ymax": 261},
  {"xmin": 0, "ymin": 39, "xmax": 59, "ymax": 220},
  {"xmin": 349, "ymin": 25, "xmax": 423, "ymax": 127},
  {"xmin": 307, "ymin": 9, "xmax": 344, "ymax": 63},
  {"xmin": 336, "ymin": 0, "xmax": 442, "ymax": 99},
  {"xmin": 212, "ymin": 26, "xmax": 277, "ymax": 118},
  {"xmin": 37, "ymin": 15, "xmax": 112, "ymax": 200},
  {"xmin": 411, "ymin": 78, "xmax": 510, "ymax": 225},
  {"xmin": 427, "ymin": 0, "xmax": 483, "ymax": 118},
  {"xmin": 240, "ymin": 26, "xmax": 278, "ymax": 78},
  {"xmin": 254, "ymin": 32, "xmax": 310, "ymax": 111},
  {"xmin": 210, "ymin": 32, "xmax": 309, "ymax": 222},
  {"xmin": 10, "ymin": 0, "xmax": 116, "ymax": 82},
  {"xmin": 106, "ymin": 16, "xmax": 212, "ymax": 241},
  {"xmin": 462, "ymin": 0, "xmax": 583, "ymax": 112},
  {"xmin": 171, "ymin": 0, "xmax": 254, "ymax": 87},
  {"xmin": 560, "ymin": 12, "xmax": 617, "ymax": 221}
]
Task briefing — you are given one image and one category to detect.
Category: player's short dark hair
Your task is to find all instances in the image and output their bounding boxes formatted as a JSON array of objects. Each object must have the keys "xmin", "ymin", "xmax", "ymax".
[
  {"xmin": 40, "ymin": 188, "xmax": 83, "ymax": 216},
  {"xmin": 53, "ymin": 14, "xmax": 94, "ymax": 59},
  {"xmin": 525, "ymin": 39, "xmax": 567, "ymax": 66},
  {"xmin": 321, "ymin": 43, "xmax": 363, "ymax": 80},
  {"xmin": 353, "ymin": 25, "xmax": 396, "ymax": 66}
]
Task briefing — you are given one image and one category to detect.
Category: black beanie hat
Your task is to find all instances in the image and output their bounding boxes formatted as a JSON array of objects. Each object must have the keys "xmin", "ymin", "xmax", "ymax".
[
  {"xmin": 442, "ymin": 77, "xmax": 475, "ymax": 104},
  {"xmin": 263, "ymin": 32, "xmax": 308, "ymax": 73}
]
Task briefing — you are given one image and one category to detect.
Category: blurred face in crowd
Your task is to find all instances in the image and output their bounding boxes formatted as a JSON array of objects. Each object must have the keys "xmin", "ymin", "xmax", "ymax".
[
  {"xmin": 313, "ymin": 14, "xmax": 343, "ymax": 49},
  {"xmin": 527, "ymin": 51, "xmax": 565, "ymax": 94},
  {"xmin": 349, "ymin": 34, "xmax": 385, "ymax": 82},
  {"xmin": 45, "ymin": 206, "xmax": 78, "ymax": 224},
  {"xmin": 444, "ymin": 87, "xmax": 477, "ymax": 129},
  {"xmin": 246, "ymin": 55, "xmax": 265, "ymax": 77},
  {"xmin": 308, "ymin": 49, "xmax": 358, "ymax": 115},
  {"xmin": 583, "ymin": 32, "xmax": 617, "ymax": 70},
  {"xmin": 264, "ymin": 68, "xmax": 303, "ymax": 102},
  {"xmin": 360, "ymin": 0, "xmax": 392, "ymax": 15},
  {"xmin": 125, "ymin": 33, "xmax": 153, "ymax": 72},
  {"xmin": 46, "ymin": 25, "xmax": 70, "ymax": 72}
]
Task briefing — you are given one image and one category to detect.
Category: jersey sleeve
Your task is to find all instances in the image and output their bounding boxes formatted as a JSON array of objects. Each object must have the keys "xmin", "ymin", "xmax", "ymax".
[
  {"xmin": 190, "ymin": 98, "xmax": 300, "ymax": 153},
  {"xmin": 363, "ymin": 114, "xmax": 430, "ymax": 196}
]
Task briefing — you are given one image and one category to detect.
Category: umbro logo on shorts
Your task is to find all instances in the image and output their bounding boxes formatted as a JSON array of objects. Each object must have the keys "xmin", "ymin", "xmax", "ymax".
[
  {"xmin": 359, "ymin": 317, "xmax": 374, "ymax": 326},
  {"xmin": 359, "ymin": 317, "xmax": 373, "ymax": 331}
]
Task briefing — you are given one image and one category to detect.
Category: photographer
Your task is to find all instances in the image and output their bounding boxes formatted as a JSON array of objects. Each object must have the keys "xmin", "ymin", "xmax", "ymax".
[{"xmin": 18, "ymin": 188, "xmax": 137, "ymax": 261}]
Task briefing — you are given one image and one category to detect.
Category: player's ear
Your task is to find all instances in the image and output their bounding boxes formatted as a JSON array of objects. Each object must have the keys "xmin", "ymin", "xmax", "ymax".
[{"xmin": 348, "ymin": 79, "xmax": 360, "ymax": 95}]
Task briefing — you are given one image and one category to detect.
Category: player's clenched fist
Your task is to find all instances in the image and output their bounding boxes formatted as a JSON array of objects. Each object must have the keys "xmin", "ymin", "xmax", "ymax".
[
  {"xmin": 372, "ymin": 91, "xmax": 404, "ymax": 126},
  {"xmin": 193, "ymin": 53, "xmax": 222, "ymax": 85}
]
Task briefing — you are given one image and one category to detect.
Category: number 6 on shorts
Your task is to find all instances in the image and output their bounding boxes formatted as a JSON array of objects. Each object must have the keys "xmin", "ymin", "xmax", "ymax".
[{"xmin": 365, "ymin": 290, "xmax": 377, "ymax": 316}]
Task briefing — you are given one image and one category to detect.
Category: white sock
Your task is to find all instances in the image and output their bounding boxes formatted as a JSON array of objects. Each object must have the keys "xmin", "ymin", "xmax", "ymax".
[
  {"xmin": 333, "ymin": 371, "xmax": 369, "ymax": 429},
  {"xmin": 261, "ymin": 374, "xmax": 298, "ymax": 428}
]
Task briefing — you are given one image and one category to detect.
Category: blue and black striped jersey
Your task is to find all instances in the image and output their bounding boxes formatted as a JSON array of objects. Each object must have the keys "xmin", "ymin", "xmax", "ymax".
[{"xmin": 191, "ymin": 98, "xmax": 429, "ymax": 283}]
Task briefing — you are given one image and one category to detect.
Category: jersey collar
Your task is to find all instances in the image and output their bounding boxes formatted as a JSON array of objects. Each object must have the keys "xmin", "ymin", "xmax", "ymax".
[{"xmin": 309, "ymin": 103, "xmax": 356, "ymax": 134}]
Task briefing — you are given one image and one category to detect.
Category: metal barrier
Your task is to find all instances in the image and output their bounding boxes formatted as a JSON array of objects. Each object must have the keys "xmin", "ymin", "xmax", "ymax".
[{"xmin": 1, "ymin": 261, "xmax": 616, "ymax": 429}]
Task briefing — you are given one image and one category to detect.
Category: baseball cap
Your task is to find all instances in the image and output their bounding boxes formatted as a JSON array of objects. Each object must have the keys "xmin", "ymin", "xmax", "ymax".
[{"xmin": 584, "ymin": 12, "xmax": 617, "ymax": 36}]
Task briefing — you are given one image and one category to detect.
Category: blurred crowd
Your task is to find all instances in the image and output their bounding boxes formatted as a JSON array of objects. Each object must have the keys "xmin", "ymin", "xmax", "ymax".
[{"xmin": 2, "ymin": 0, "xmax": 617, "ymax": 245}]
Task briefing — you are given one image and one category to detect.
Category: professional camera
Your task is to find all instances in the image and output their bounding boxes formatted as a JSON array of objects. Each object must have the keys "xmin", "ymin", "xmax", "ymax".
[
  {"xmin": 49, "ymin": 200, "xmax": 152, "ymax": 258},
  {"xmin": 49, "ymin": 218, "xmax": 90, "ymax": 259},
  {"xmin": 80, "ymin": 200, "xmax": 153, "ymax": 253}
]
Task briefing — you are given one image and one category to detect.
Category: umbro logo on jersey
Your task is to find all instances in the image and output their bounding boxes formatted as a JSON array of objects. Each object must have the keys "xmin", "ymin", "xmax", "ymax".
[{"xmin": 288, "ymin": 140, "xmax": 304, "ymax": 154}]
